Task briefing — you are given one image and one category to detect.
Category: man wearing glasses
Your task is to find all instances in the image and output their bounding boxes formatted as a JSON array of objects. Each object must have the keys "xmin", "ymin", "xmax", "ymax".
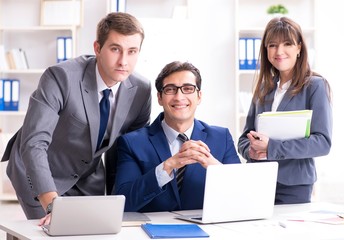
[{"xmin": 112, "ymin": 61, "xmax": 240, "ymax": 212}]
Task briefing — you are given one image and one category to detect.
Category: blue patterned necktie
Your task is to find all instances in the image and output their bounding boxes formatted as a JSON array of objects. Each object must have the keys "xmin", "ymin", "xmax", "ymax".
[
  {"xmin": 97, "ymin": 89, "xmax": 111, "ymax": 150},
  {"xmin": 176, "ymin": 133, "xmax": 189, "ymax": 192}
]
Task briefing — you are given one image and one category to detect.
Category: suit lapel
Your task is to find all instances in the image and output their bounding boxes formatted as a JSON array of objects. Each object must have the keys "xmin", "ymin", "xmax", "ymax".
[
  {"xmin": 109, "ymin": 77, "xmax": 137, "ymax": 144},
  {"xmin": 149, "ymin": 114, "xmax": 182, "ymax": 207},
  {"xmin": 267, "ymin": 76, "xmax": 294, "ymax": 111},
  {"xmin": 80, "ymin": 59, "xmax": 99, "ymax": 154},
  {"xmin": 277, "ymin": 88, "xmax": 293, "ymax": 111},
  {"xmin": 149, "ymin": 115, "xmax": 172, "ymax": 165},
  {"xmin": 190, "ymin": 120, "xmax": 207, "ymax": 141}
]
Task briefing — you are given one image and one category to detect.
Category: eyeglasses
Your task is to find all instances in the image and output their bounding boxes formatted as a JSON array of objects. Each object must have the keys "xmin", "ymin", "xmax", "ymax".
[{"xmin": 161, "ymin": 84, "xmax": 198, "ymax": 95}]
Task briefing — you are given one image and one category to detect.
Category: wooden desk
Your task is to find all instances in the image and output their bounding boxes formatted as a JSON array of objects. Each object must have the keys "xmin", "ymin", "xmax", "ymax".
[{"xmin": 1, "ymin": 203, "xmax": 344, "ymax": 240}]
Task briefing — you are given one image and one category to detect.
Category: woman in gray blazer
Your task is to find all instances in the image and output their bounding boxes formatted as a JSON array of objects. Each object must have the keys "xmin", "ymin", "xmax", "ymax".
[{"xmin": 238, "ymin": 17, "xmax": 332, "ymax": 204}]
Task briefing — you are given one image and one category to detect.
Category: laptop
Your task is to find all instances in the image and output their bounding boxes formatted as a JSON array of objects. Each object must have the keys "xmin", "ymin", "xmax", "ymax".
[
  {"xmin": 176, "ymin": 162, "xmax": 278, "ymax": 224},
  {"xmin": 42, "ymin": 195, "xmax": 125, "ymax": 236}
]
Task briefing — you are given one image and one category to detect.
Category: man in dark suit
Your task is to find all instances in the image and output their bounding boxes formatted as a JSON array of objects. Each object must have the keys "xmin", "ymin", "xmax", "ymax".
[
  {"xmin": 113, "ymin": 61, "xmax": 240, "ymax": 212},
  {"xmin": 1, "ymin": 12, "xmax": 151, "ymax": 220}
]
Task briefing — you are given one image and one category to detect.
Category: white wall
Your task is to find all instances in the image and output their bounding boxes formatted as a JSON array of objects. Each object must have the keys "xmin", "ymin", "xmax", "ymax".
[
  {"xmin": 313, "ymin": 0, "xmax": 343, "ymax": 182},
  {"xmin": 79, "ymin": 0, "xmax": 236, "ymax": 133}
]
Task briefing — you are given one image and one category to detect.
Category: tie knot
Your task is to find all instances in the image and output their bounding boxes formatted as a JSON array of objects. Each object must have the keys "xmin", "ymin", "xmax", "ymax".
[
  {"xmin": 102, "ymin": 89, "xmax": 111, "ymax": 99},
  {"xmin": 177, "ymin": 133, "xmax": 188, "ymax": 143}
]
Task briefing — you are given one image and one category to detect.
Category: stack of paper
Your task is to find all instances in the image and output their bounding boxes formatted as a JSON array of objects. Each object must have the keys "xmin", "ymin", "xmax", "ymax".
[{"xmin": 256, "ymin": 110, "xmax": 313, "ymax": 140}]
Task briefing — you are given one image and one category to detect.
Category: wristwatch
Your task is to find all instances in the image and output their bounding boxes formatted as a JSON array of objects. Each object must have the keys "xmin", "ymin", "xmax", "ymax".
[{"xmin": 46, "ymin": 202, "xmax": 53, "ymax": 215}]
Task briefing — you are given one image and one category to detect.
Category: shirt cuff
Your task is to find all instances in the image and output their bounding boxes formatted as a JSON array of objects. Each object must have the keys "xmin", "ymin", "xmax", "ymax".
[{"xmin": 155, "ymin": 162, "xmax": 173, "ymax": 188}]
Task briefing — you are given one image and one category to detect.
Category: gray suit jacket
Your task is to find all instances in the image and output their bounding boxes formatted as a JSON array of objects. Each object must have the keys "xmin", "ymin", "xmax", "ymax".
[
  {"xmin": 2, "ymin": 55, "xmax": 151, "ymax": 208},
  {"xmin": 238, "ymin": 76, "xmax": 332, "ymax": 185}
]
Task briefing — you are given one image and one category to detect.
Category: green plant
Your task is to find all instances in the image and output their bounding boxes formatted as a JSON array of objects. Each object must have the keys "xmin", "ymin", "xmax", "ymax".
[{"xmin": 267, "ymin": 4, "xmax": 288, "ymax": 14}]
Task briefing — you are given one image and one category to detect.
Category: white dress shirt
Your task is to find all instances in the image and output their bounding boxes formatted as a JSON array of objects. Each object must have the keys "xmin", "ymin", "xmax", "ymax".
[
  {"xmin": 271, "ymin": 79, "xmax": 291, "ymax": 111},
  {"xmin": 155, "ymin": 120, "xmax": 193, "ymax": 188}
]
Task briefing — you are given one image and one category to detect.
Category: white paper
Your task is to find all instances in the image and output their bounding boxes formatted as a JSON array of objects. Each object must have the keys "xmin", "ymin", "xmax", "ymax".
[{"xmin": 256, "ymin": 110, "xmax": 313, "ymax": 140}]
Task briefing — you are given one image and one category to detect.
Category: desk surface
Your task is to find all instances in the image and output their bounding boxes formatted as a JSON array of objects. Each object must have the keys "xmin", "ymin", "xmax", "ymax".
[{"xmin": 1, "ymin": 202, "xmax": 344, "ymax": 240}]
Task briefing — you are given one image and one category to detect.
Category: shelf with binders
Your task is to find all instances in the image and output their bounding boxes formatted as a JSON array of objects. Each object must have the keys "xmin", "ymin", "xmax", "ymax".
[
  {"xmin": 0, "ymin": 73, "xmax": 40, "ymax": 113},
  {"xmin": 0, "ymin": 78, "xmax": 28, "ymax": 201},
  {"xmin": 237, "ymin": 71, "xmax": 256, "ymax": 134},
  {"xmin": 0, "ymin": 28, "xmax": 77, "ymax": 114},
  {"xmin": 0, "ymin": 0, "xmax": 81, "ymax": 201},
  {"xmin": 0, "ymin": 26, "xmax": 76, "ymax": 71},
  {"xmin": 235, "ymin": 32, "xmax": 260, "ymax": 137},
  {"xmin": 238, "ymin": 36, "xmax": 261, "ymax": 71}
]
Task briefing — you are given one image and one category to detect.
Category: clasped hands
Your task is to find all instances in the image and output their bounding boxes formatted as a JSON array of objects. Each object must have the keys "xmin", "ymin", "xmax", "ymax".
[
  {"xmin": 163, "ymin": 140, "xmax": 220, "ymax": 174},
  {"xmin": 247, "ymin": 130, "xmax": 269, "ymax": 160}
]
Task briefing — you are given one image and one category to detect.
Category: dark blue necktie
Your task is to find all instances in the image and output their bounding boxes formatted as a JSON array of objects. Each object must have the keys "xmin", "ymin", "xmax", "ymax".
[
  {"xmin": 176, "ymin": 133, "xmax": 189, "ymax": 192},
  {"xmin": 97, "ymin": 89, "xmax": 111, "ymax": 150}
]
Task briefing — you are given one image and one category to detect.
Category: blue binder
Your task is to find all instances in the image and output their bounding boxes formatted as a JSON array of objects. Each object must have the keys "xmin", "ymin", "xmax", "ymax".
[
  {"xmin": 3, "ymin": 79, "xmax": 11, "ymax": 111},
  {"xmin": 246, "ymin": 38, "xmax": 255, "ymax": 69},
  {"xmin": 65, "ymin": 37, "xmax": 73, "ymax": 60},
  {"xmin": 254, "ymin": 38, "xmax": 262, "ymax": 69},
  {"xmin": 0, "ymin": 79, "xmax": 4, "ymax": 110},
  {"xmin": 239, "ymin": 38, "xmax": 247, "ymax": 70},
  {"xmin": 2, "ymin": 79, "xmax": 19, "ymax": 111},
  {"xmin": 10, "ymin": 79, "xmax": 19, "ymax": 111},
  {"xmin": 117, "ymin": 0, "xmax": 126, "ymax": 12},
  {"xmin": 57, "ymin": 37, "xmax": 73, "ymax": 63},
  {"xmin": 57, "ymin": 37, "xmax": 65, "ymax": 63}
]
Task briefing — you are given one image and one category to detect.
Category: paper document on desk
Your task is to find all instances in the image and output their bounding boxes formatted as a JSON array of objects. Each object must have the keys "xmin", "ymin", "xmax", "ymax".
[
  {"xmin": 284, "ymin": 210, "xmax": 344, "ymax": 225},
  {"xmin": 257, "ymin": 110, "xmax": 313, "ymax": 140},
  {"xmin": 122, "ymin": 212, "xmax": 151, "ymax": 227}
]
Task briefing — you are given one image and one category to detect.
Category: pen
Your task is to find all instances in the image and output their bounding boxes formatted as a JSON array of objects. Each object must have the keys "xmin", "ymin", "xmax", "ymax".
[
  {"xmin": 278, "ymin": 221, "xmax": 287, "ymax": 228},
  {"xmin": 337, "ymin": 214, "xmax": 344, "ymax": 219},
  {"xmin": 253, "ymin": 135, "xmax": 261, "ymax": 140}
]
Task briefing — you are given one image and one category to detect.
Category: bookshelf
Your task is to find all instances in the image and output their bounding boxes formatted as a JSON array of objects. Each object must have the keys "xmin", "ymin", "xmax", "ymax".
[
  {"xmin": 0, "ymin": 0, "xmax": 82, "ymax": 201},
  {"xmin": 234, "ymin": 0, "xmax": 317, "ymax": 140}
]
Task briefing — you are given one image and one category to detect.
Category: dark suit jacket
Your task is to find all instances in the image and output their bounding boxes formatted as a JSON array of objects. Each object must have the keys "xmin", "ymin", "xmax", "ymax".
[
  {"xmin": 238, "ymin": 76, "xmax": 332, "ymax": 185},
  {"xmin": 113, "ymin": 113, "xmax": 240, "ymax": 212},
  {"xmin": 1, "ymin": 55, "xmax": 151, "ymax": 217}
]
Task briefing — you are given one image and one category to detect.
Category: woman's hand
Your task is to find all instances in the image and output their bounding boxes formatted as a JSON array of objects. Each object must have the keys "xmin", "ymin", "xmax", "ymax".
[{"xmin": 247, "ymin": 131, "xmax": 269, "ymax": 160}]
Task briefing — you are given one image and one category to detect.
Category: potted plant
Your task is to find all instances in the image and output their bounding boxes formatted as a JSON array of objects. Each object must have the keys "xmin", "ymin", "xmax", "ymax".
[{"xmin": 267, "ymin": 4, "xmax": 288, "ymax": 16}]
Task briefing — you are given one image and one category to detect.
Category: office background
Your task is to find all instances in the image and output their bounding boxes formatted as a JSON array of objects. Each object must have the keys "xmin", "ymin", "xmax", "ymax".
[
  {"xmin": 0, "ymin": 0, "xmax": 342, "ymax": 202},
  {"xmin": 80, "ymin": 0, "xmax": 343, "ymax": 202}
]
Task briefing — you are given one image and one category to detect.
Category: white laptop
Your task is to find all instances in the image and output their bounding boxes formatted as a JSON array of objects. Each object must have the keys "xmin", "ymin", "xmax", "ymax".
[
  {"xmin": 42, "ymin": 195, "xmax": 125, "ymax": 236},
  {"xmin": 176, "ymin": 162, "xmax": 278, "ymax": 224}
]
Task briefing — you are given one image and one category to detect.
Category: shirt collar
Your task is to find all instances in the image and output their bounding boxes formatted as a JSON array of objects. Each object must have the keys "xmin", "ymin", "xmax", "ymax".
[
  {"xmin": 277, "ymin": 79, "xmax": 291, "ymax": 91},
  {"xmin": 161, "ymin": 119, "xmax": 194, "ymax": 144},
  {"xmin": 95, "ymin": 64, "xmax": 121, "ymax": 94}
]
